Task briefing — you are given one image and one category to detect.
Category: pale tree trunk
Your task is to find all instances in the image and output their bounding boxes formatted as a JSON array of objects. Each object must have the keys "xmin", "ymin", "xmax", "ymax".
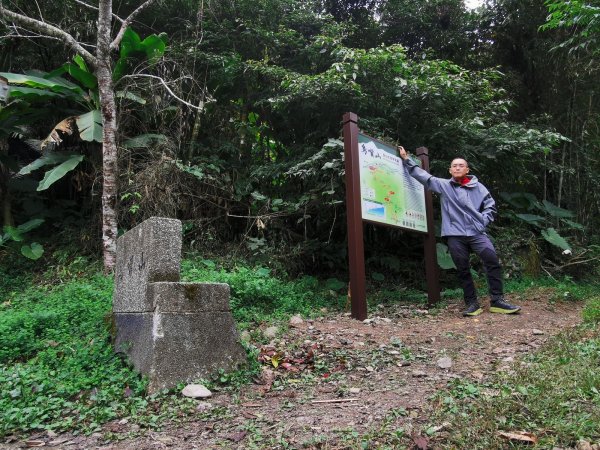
[{"xmin": 98, "ymin": 0, "xmax": 119, "ymax": 272}]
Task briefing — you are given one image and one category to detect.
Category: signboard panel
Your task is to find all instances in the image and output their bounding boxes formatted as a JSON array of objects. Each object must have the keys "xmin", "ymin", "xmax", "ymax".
[{"xmin": 358, "ymin": 133, "xmax": 428, "ymax": 233}]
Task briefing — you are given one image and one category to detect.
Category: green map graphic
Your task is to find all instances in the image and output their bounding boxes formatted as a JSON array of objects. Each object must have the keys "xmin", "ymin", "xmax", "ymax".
[{"xmin": 358, "ymin": 134, "xmax": 427, "ymax": 232}]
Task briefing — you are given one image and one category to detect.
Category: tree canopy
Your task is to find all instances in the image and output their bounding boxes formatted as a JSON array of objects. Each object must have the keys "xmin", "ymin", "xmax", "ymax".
[{"xmin": 1, "ymin": 0, "xmax": 598, "ymax": 280}]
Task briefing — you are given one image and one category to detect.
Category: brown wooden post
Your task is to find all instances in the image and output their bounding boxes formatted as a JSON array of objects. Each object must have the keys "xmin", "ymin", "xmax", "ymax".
[
  {"xmin": 343, "ymin": 112, "xmax": 367, "ymax": 320},
  {"xmin": 416, "ymin": 146, "xmax": 441, "ymax": 306}
]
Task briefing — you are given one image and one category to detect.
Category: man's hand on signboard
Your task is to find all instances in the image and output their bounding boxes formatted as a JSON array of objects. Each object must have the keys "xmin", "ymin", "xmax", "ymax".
[{"xmin": 397, "ymin": 146, "xmax": 409, "ymax": 160}]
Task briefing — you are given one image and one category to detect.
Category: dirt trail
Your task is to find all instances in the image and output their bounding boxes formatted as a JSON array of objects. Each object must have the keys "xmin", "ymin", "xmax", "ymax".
[{"xmin": 4, "ymin": 294, "xmax": 582, "ymax": 449}]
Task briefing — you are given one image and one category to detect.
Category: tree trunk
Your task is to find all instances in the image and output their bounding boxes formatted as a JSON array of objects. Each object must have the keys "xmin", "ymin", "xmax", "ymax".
[
  {"xmin": 97, "ymin": 0, "xmax": 118, "ymax": 272},
  {"xmin": 1, "ymin": 167, "xmax": 13, "ymax": 227}
]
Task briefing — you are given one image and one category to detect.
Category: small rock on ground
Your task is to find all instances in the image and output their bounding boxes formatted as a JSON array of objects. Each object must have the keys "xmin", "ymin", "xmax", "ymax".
[
  {"xmin": 290, "ymin": 315, "xmax": 304, "ymax": 326},
  {"xmin": 264, "ymin": 326, "xmax": 279, "ymax": 339},
  {"xmin": 181, "ymin": 384, "xmax": 212, "ymax": 399}
]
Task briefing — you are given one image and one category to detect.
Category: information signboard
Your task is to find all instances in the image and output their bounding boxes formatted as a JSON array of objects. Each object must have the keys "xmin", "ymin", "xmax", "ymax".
[
  {"xmin": 343, "ymin": 113, "xmax": 440, "ymax": 320},
  {"xmin": 358, "ymin": 133, "xmax": 427, "ymax": 233}
]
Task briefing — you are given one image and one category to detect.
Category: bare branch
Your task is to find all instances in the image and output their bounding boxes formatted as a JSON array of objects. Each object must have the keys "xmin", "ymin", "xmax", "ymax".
[
  {"xmin": 121, "ymin": 73, "xmax": 209, "ymax": 111},
  {"xmin": 3, "ymin": 24, "xmax": 97, "ymax": 49},
  {"xmin": 1, "ymin": 28, "xmax": 61, "ymax": 42},
  {"xmin": 110, "ymin": 0, "xmax": 161, "ymax": 51},
  {"xmin": 0, "ymin": 5, "xmax": 97, "ymax": 67},
  {"xmin": 33, "ymin": 0, "xmax": 44, "ymax": 23},
  {"xmin": 74, "ymin": 0, "xmax": 124, "ymax": 23}
]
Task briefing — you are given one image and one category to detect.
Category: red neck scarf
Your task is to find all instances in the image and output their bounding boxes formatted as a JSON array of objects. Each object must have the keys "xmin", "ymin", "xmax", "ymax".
[{"xmin": 454, "ymin": 176, "xmax": 470, "ymax": 186}]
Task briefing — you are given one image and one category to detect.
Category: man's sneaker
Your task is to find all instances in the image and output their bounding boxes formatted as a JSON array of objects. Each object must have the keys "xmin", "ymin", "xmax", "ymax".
[
  {"xmin": 463, "ymin": 302, "xmax": 483, "ymax": 317},
  {"xmin": 490, "ymin": 297, "xmax": 521, "ymax": 314}
]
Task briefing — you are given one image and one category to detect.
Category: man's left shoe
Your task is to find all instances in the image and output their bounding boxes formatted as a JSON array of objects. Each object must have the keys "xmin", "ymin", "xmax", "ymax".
[{"xmin": 490, "ymin": 297, "xmax": 521, "ymax": 314}]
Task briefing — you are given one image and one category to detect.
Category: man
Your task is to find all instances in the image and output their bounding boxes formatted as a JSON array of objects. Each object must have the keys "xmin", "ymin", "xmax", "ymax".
[{"xmin": 397, "ymin": 146, "xmax": 520, "ymax": 316}]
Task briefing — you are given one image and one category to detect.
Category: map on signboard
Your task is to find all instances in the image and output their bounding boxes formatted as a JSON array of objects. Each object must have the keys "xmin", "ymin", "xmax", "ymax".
[{"xmin": 358, "ymin": 133, "xmax": 428, "ymax": 232}]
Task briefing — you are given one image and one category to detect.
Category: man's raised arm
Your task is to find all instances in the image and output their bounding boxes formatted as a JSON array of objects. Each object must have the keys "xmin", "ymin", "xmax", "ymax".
[{"xmin": 397, "ymin": 146, "xmax": 443, "ymax": 194}]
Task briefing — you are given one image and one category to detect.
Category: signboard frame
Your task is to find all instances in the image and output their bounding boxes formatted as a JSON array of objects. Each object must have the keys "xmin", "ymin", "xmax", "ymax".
[{"xmin": 343, "ymin": 112, "xmax": 440, "ymax": 320}]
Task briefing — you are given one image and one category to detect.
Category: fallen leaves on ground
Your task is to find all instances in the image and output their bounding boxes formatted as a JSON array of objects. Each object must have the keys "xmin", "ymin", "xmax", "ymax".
[
  {"xmin": 412, "ymin": 434, "xmax": 429, "ymax": 449},
  {"xmin": 497, "ymin": 430, "xmax": 538, "ymax": 444}
]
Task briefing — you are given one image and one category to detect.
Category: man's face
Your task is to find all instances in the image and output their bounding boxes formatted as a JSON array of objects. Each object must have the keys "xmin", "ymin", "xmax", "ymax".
[{"xmin": 449, "ymin": 158, "xmax": 469, "ymax": 179}]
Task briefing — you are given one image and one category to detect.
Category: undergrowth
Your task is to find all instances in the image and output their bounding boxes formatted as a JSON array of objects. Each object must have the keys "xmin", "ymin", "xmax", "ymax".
[
  {"xmin": 426, "ymin": 309, "xmax": 600, "ymax": 448},
  {"xmin": 2, "ymin": 252, "xmax": 598, "ymax": 440},
  {"xmin": 0, "ymin": 268, "xmax": 150, "ymax": 436},
  {"xmin": 0, "ymin": 256, "xmax": 336, "ymax": 437},
  {"xmin": 180, "ymin": 259, "xmax": 342, "ymax": 326}
]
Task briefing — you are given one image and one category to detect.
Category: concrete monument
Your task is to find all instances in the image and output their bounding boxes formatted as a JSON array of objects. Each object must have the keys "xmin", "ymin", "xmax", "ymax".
[{"xmin": 113, "ymin": 217, "xmax": 246, "ymax": 392}]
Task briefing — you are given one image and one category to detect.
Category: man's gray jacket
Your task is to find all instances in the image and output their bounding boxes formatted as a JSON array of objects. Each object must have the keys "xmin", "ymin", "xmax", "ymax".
[{"xmin": 403, "ymin": 158, "xmax": 496, "ymax": 237}]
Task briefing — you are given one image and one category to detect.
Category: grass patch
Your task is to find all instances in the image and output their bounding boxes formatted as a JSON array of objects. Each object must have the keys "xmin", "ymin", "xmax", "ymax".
[
  {"xmin": 181, "ymin": 259, "xmax": 342, "ymax": 326},
  {"xmin": 583, "ymin": 295, "xmax": 600, "ymax": 324},
  {"xmin": 504, "ymin": 276, "xmax": 600, "ymax": 302},
  {"xmin": 429, "ymin": 326, "xmax": 600, "ymax": 448},
  {"xmin": 0, "ymin": 269, "xmax": 152, "ymax": 436},
  {"xmin": 3, "ymin": 254, "xmax": 598, "ymax": 440}
]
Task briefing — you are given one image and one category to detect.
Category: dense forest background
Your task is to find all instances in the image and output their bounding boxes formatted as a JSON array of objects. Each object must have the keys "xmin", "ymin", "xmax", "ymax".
[{"xmin": 1, "ymin": 0, "xmax": 599, "ymax": 285}]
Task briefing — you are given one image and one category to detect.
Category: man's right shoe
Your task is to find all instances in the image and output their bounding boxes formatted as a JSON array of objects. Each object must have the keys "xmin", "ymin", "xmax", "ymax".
[
  {"xmin": 490, "ymin": 297, "xmax": 521, "ymax": 314},
  {"xmin": 463, "ymin": 302, "xmax": 483, "ymax": 317}
]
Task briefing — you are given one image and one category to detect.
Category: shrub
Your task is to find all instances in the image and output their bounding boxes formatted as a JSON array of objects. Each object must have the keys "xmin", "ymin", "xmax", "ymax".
[
  {"xmin": 583, "ymin": 296, "xmax": 600, "ymax": 323},
  {"xmin": 181, "ymin": 259, "xmax": 336, "ymax": 325},
  {"xmin": 0, "ymin": 274, "xmax": 150, "ymax": 436}
]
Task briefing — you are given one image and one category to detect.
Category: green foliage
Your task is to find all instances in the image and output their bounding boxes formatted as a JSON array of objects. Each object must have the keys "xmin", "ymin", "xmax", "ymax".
[
  {"xmin": 0, "ymin": 269, "xmax": 152, "ymax": 436},
  {"xmin": 181, "ymin": 259, "xmax": 335, "ymax": 325},
  {"xmin": 504, "ymin": 275, "xmax": 600, "ymax": 302},
  {"xmin": 583, "ymin": 296, "xmax": 600, "ymax": 323},
  {"xmin": 436, "ymin": 242, "xmax": 456, "ymax": 270},
  {"xmin": 0, "ymin": 72, "xmax": 86, "ymax": 101},
  {"xmin": 18, "ymin": 153, "xmax": 76, "ymax": 176},
  {"xmin": 113, "ymin": 28, "xmax": 167, "ymax": 81},
  {"xmin": 17, "ymin": 152, "xmax": 86, "ymax": 192},
  {"xmin": 76, "ymin": 110, "xmax": 102, "ymax": 143},
  {"xmin": 0, "ymin": 219, "xmax": 45, "ymax": 260},
  {"xmin": 542, "ymin": 0, "xmax": 600, "ymax": 54},
  {"xmin": 122, "ymin": 133, "xmax": 169, "ymax": 149},
  {"xmin": 0, "ymin": 253, "xmax": 346, "ymax": 437},
  {"xmin": 36, "ymin": 154, "xmax": 85, "ymax": 191},
  {"xmin": 2, "ymin": 0, "xmax": 599, "ymax": 283},
  {"xmin": 541, "ymin": 227, "xmax": 571, "ymax": 251},
  {"xmin": 500, "ymin": 192, "xmax": 579, "ymax": 252},
  {"xmin": 433, "ymin": 327, "xmax": 600, "ymax": 447},
  {"xmin": 20, "ymin": 242, "xmax": 43, "ymax": 260}
]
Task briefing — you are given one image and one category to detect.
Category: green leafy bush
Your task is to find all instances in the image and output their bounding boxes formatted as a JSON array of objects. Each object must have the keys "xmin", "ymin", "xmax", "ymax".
[
  {"xmin": 181, "ymin": 260, "xmax": 335, "ymax": 325},
  {"xmin": 583, "ymin": 296, "xmax": 600, "ymax": 324},
  {"xmin": 0, "ymin": 277, "xmax": 110, "ymax": 363},
  {"xmin": 0, "ymin": 274, "xmax": 149, "ymax": 436}
]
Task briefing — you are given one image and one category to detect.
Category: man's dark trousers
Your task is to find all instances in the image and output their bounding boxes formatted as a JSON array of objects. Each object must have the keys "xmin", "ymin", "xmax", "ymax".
[{"xmin": 447, "ymin": 234, "xmax": 503, "ymax": 302}]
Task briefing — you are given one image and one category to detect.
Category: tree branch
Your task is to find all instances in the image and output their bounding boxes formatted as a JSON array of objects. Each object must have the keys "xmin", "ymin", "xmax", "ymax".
[
  {"xmin": 110, "ymin": 0, "xmax": 161, "ymax": 51},
  {"xmin": 121, "ymin": 73, "xmax": 209, "ymax": 111},
  {"xmin": 74, "ymin": 0, "xmax": 124, "ymax": 23},
  {"xmin": 0, "ymin": 5, "xmax": 97, "ymax": 67}
]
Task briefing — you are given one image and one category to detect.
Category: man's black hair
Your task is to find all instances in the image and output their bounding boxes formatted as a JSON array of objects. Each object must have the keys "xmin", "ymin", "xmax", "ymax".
[{"xmin": 450, "ymin": 157, "xmax": 470, "ymax": 167}]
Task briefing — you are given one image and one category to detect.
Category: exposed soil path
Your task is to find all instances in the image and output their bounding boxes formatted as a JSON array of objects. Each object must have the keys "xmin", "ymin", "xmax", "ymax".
[{"xmin": 3, "ymin": 293, "xmax": 582, "ymax": 449}]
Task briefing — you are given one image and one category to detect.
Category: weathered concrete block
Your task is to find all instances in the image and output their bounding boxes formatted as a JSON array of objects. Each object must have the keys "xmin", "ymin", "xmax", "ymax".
[
  {"xmin": 114, "ymin": 310, "xmax": 246, "ymax": 392},
  {"xmin": 113, "ymin": 217, "xmax": 182, "ymax": 312},
  {"xmin": 112, "ymin": 217, "xmax": 246, "ymax": 392},
  {"xmin": 147, "ymin": 282, "xmax": 231, "ymax": 313},
  {"xmin": 113, "ymin": 313, "xmax": 154, "ymax": 374}
]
